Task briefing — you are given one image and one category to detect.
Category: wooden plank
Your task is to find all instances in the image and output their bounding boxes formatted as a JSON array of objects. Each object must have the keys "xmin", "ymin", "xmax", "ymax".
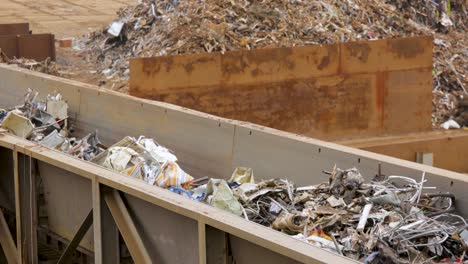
[
  {"xmin": 104, "ymin": 190, "xmax": 151, "ymax": 264},
  {"xmin": 0, "ymin": 23, "xmax": 29, "ymax": 36},
  {"xmin": 339, "ymin": 130, "xmax": 468, "ymax": 173},
  {"xmin": 129, "ymin": 36, "xmax": 432, "ymax": 140},
  {"xmin": 0, "ymin": 210, "xmax": 18, "ymax": 264}
]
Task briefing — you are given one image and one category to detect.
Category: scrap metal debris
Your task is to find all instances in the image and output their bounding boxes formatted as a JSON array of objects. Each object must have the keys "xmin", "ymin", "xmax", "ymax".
[
  {"xmin": 220, "ymin": 166, "xmax": 466, "ymax": 263},
  {"xmin": 92, "ymin": 136, "xmax": 193, "ymax": 188},
  {"xmin": 0, "ymin": 89, "xmax": 103, "ymax": 160},
  {"xmin": 79, "ymin": 0, "xmax": 467, "ymax": 126},
  {"xmin": 0, "ymin": 52, "xmax": 59, "ymax": 75}
]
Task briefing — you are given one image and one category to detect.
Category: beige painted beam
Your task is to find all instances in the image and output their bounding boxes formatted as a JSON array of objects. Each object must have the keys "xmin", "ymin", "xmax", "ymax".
[
  {"xmin": 0, "ymin": 210, "xmax": 18, "ymax": 264},
  {"xmin": 12, "ymin": 150, "xmax": 22, "ymax": 263},
  {"xmin": 198, "ymin": 221, "xmax": 207, "ymax": 264},
  {"xmin": 104, "ymin": 190, "xmax": 151, "ymax": 264}
]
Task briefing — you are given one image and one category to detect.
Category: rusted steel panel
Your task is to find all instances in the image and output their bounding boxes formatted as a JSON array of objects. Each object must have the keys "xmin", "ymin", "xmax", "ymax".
[
  {"xmin": 340, "ymin": 36, "xmax": 433, "ymax": 74},
  {"xmin": 132, "ymin": 43, "xmax": 339, "ymax": 90},
  {"xmin": 129, "ymin": 36, "xmax": 433, "ymax": 140},
  {"xmin": 0, "ymin": 35, "xmax": 18, "ymax": 58},
  {"xmin": 18, "ymin": 34, "xmax": 56, "ymax": 61},
  {"xmin": 0, "ymin": 23, "xmax": 29, "ymax": 36},
  {"xmin": 0, "ymin": 34, "xmax": 55, "ymax": 61},
  {"xmin": 382, "ymin": 69, "xmax": 432, "ymax": 133}
]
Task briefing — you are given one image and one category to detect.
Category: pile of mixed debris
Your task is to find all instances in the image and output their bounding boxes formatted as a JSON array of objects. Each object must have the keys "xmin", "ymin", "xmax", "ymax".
[
  {"xmin": 0, "ymin": 89, "xmax": 102, "ymax": 160},
  {"xmin": 0, "ymin": 49, "xmax": 59, "ymax": 76},
  {"xmin": 79, "ymin": 0, "xmax": 467, "ymax": 126},
  {"xmin": 2, "ymin": 90, "xmax": 467, "ymax": 263}
]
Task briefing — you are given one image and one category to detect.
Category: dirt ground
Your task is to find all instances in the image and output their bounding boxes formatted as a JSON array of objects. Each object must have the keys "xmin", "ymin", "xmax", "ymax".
[
  {"xmin": 0, "ymin": 0, "xmax": 136, "ymax": 38},
  {"xmin": 0, "ymin": 0, "xmax": 137, "ymax": 89}
]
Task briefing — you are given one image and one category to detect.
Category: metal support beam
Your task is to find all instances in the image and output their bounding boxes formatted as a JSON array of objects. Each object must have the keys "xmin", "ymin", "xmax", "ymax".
[
  {"xmin": 14, "ymin": 152, "xmax": 38, "ymax": 263},
  {"xmin": 198, "ymin": 222, "xmax": 206, "ymax": 264},
  {"xmin": 57, "ymin": 209, "xmax": 93, "ymax": 264},
  {"xmin": 104, "ymin": 190, "xmax": 151, "ymax": 263},
  {"xmin": 93, "ymin": 182, "xmax": 119, "ymax": 264},
  {"xmin": 0, "ymin": 210, "xmax": 18, "ymax": 264},
  {"xmin": 416, "ymin": 152, "xmax": 434, "ymax": 166}
]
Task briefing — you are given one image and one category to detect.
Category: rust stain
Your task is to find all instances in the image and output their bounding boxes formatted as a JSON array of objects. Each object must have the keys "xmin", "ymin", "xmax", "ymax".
[
  {"xmin": 345, "ymin": 42, "xmax": 371, "ymax": 63},
  {"xmin": 141, "ymin": 58, "xmax": 161, "ymax": 76},
  {"xmin": 251, "ymin": 68, "xmax": 260, "ymax": 77},
  {"xmin": 376, "ymin": 72, "xmax": 387, "ymax": 130},
  {"xmin": 150, "ymin": 75, "xmax": 374, "ymax": 140},
  {"xmin": 388, "ymin": 38, "xmax": 425, "ymax": 58},
  {"xmin": 318, "ymin": 56, "xmax": 330, "ymax": 70},
  {"xmin": 183, "ymin": 56, "xmax": 215, "ymax": 74},
  {"xmin": 221, "ymin": 47, "xmax": 296, "ymax": 78}
]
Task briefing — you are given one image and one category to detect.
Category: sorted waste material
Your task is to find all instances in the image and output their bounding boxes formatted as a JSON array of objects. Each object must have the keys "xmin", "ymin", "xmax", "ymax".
[
  {"xmin": 92, "ymin": 136, "xmax": 193, "ymax": 188},
  {"xmin": 219, "ymin": 166, "xmax": 467, "ymax": 263},
  {"xmin": 2, "ymin": 91, "xmax": 468, "ymax": 263},
  {"xmin": 0, "ymin": 89, "xmax": 103, "ymax": 161},
  {"xmin": 0, "ymin": 51, "xmax": 59, "ymax": 76},
  {"xmin": 79, "ymin": 0, "xmax": 467, "ymax": 126}
]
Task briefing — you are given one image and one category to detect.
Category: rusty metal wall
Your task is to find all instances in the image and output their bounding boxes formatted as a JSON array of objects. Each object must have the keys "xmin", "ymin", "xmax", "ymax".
[
  {"xmin": 0, "ymin": 34, "xmax": 55, "ymax": 61},
  {"xmin": 129, "ymin": 36, "xmax": 433, "ymax": 141}
]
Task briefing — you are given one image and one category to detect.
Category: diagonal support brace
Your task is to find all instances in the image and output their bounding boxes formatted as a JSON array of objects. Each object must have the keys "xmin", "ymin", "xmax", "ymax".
[
  {"xmin": 0, "ymin": 210, "xmax": 18, "ymax": 264},
  {"xmin": 57, "ymin": 209, "xmax": 93, "ymax": 264},
  {"xmin": 104, "ymin": 190, "xmax": 151, "ymax": 263}
]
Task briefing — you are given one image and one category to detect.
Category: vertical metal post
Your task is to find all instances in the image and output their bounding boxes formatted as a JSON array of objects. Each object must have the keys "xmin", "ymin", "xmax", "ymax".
[
  {"xmin": 14, "ymin": 152, "xmax": 38, "ymax": 263},
  {"xmin": 93, "ymin": 182, "xmax": 120, "ymax": 264},
  {"xmin": 198, "ymin": 221, "xmax": 206, "ymax": 264}
]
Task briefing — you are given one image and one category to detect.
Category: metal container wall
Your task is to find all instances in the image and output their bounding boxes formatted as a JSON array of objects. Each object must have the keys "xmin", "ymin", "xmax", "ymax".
[{"xmin": 0, "ymin": 64, "xmax": 466, "ymax": 263}]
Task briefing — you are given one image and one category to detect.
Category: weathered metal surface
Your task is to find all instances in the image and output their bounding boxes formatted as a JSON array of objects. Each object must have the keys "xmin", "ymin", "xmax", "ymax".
[
  {"xmin": 1, "ymin": 65, "xmax": 468, "ymax": 263},
  {"xmin": 339, "ymin": 130, "xmax": 468, "ymax": 173},
  {"xmin": 123, "ymin": 192, "xmax": 199, "ymax": 263},
  {"xmin": 0, "ymin": 148, "xmax": 14, "ymax": 213},
  {"xmin": 0, "ymin": 23, "xmax": 29, "ymax": 36},
  {"xmin": 129, "ymin": 36, "xmax": 433, "ymax": 140},
  {"xmin": 0, "ymin": 34, "xmax": 55, "ymax": 61},
  {"xmin": 38, "ymin": 162, "xmax": 94, "ymax": 251}
]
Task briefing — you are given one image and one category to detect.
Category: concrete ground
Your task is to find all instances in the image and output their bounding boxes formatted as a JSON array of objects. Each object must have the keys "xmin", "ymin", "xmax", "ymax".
[{"xmin": 0, "ymin": 0, "xmax": 137, "ymax": 38}]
